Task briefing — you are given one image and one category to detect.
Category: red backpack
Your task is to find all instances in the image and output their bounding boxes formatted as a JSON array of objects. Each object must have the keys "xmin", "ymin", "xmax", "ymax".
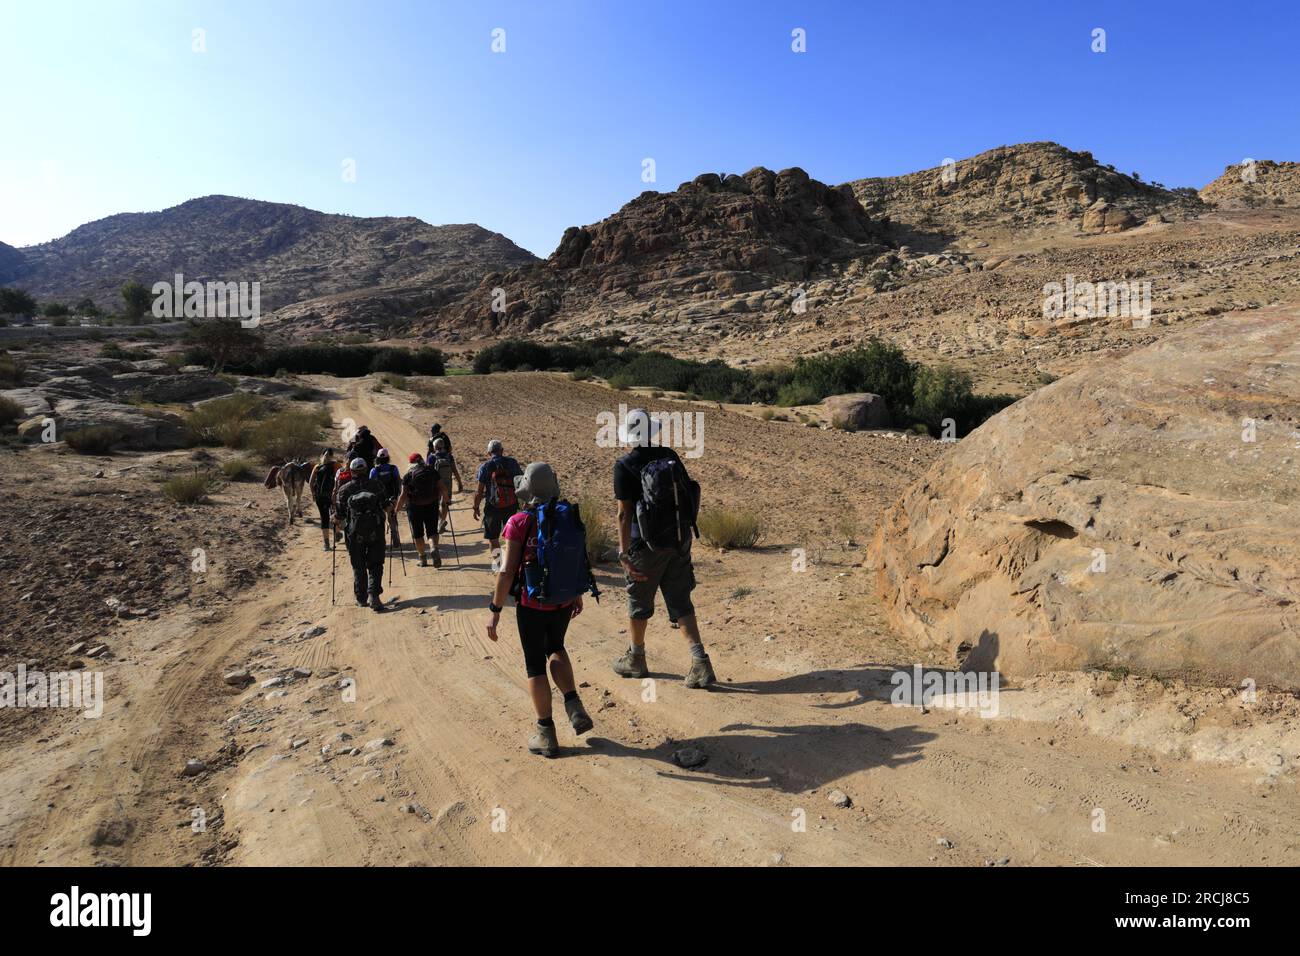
[{"xmin": 486, "ymin": 458, "xmax": 518, "ymax": 510}]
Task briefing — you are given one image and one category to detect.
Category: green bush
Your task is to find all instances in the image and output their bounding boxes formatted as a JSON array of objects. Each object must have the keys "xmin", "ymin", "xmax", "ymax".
[
  {"xmin": 64, "ymin": 426, "xmax": 123, "ymax": 454},
  {"xmin": 0, "ymin": 351, "xmax": 26, "ymax": 387},
  {"xmin": 162, "ymin": 472, "xmax": 211, "ymax": 504},
  {"xmin": 697, "ymin": 508, "xmax": 763, "ymax": 549},
  {"xmin": 183, "ymin": 344, "xmax": 446, "ymax": 378},
  {"xmin": 184, "ymin": 394, "xmax": 269, "ymax": 448},
  {"xmin": 248, "ymin": 408, "xmax": 324, "ymax": 463}
]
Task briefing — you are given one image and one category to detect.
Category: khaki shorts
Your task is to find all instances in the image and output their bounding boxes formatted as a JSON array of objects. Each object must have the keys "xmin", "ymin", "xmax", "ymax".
[{"xmin": 624, "ymin": 542, "xmax": 696, "ymax": 621}]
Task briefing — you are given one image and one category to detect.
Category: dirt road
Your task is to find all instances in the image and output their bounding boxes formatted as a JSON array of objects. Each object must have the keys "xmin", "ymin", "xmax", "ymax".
[{"xmin": 4, "ymin": 374, "xmax": 1297, "ymax": 866}]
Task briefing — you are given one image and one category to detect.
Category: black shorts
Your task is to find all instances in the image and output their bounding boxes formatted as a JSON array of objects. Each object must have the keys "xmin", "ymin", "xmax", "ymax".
[
  {"xmin": 516, "ymin": 603, "xmax": 574, "ymax": 678},
  {"xmin": 483, "ymin": 505, "xmax": 516, "ymax": 540},
  {"xmin": 315, "ymin": 497, "xmax": 331, "ymax": 529},
  {"xmin": 407, "ymin": 503, "xmax": 439, "ymax": 540}
]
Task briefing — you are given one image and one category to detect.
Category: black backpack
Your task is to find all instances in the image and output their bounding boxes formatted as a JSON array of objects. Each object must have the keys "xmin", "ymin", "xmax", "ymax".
[
  {"xmin": 635, "ymin": 457, "xmax": 700, "ymax": 552},
  {"xmin": 345, "ymin": 488, "xmax": 387, "ymax": 545},
  {"xmin": 310, "ymin": 464, "xmax": 335, "ymax": 502},
  {"xmin": 407, "ymin": 462, "xmax": 440, "ymax": 507}
]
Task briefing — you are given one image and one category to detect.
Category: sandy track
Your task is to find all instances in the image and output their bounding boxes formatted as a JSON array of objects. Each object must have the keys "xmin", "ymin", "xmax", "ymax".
[{"xmin": 5, "ymin": 374, "xmax": 1297, "ymax": 866}]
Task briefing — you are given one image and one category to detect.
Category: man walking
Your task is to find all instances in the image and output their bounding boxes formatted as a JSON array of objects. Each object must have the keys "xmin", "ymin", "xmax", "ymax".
[
  {"xmin": 610, "ymin": 408, "xmax": 715, "ymax": 688},
  {"xmin": 472, "ymin": 438, "xmax": 523, "ymax": 558},
  {"xmin": 336, "ymin": 457, "xmax": 390, "ymax": 611},
  {"xmin": 395, "ymin": 452, "xmax": 446, "ymax": 568}
]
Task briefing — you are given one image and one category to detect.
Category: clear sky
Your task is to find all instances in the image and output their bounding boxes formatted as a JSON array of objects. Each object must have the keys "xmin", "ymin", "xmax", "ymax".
[{"xmin": 2, "ymin": 0, "xmax": 1297, "ymax": 255}]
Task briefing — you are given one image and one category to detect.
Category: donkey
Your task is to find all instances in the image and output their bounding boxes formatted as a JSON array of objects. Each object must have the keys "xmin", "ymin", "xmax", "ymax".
[{"xmin": 265, "ymin": 461, "xmax": 312, "ymax": 526}]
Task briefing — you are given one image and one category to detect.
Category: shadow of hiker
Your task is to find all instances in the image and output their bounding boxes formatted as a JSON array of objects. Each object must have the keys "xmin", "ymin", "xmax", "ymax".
[
  {"xmin": 713, "ymin": 664, "xmax": 912, "ymax": 710},
  {"xmin": 583, "ymin": 721, "xmax": 933, "ymax": 793},
  {"xmin": 390, "ymin": 593, "xmax": 488, "ymax": 612}
]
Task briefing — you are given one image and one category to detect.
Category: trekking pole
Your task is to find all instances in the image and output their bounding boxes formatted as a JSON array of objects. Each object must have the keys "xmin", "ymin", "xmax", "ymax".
[
  {"xmin": 331, "ymin": 527, "xmax": 336, "ymax": 605},
  {"xmin": 392, "ymin": 514, "xmax": 407, "ymax": 577},
  {"xmin": 446, "ymin": 505, "xmax": 461, "ymax": 569}
]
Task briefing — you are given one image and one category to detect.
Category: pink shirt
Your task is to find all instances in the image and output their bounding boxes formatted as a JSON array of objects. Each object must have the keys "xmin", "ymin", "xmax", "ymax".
[{"xmin": 502, "ymin": 511, "xmax": 574, "ymax": 611}]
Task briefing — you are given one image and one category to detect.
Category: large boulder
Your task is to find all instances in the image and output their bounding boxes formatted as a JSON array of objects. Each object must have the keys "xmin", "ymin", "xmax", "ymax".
[
  {"xmin": 45, "ymin": 399, "xmax": 187, "ymax": 450},
  {"xmin": 109, "ymin": 370, "xmax": 233, "ymax": 403},
  {"xmin": 1081, "ymin": 200, "xmax": 1137, "ymax": 234},
  {"xmin": 825, "ymin": 392, "xmax": 890, "ymax": 430},
  {"xmin": 871, "ymin": 310, "xmax": 1300, "ymax": 690}
]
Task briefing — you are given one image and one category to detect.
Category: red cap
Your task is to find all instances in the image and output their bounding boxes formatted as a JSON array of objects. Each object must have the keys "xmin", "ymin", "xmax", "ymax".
[{"xmin": 408, "ymin": 452, "xmax": 422, "ymax": 463}]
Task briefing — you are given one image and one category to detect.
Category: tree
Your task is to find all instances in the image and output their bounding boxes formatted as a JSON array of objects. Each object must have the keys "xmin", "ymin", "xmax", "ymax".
[
  {"xmin": 74, "ymin": 297, "xmax": 101, "ymax": 316},
  {"xmin": 0, "ymin": 287, "xmax": 38, "ymax": 317},
  {"xmin": 42, "ymin": 302, "xmax": 71, "ymax": 318},
  {"xmin": 184, "ymin": 319, "xmax": 264, "ymax": 374},
  {"xmin": 121, "ymin": 281, "xmax": 153, "ymax": 320}
]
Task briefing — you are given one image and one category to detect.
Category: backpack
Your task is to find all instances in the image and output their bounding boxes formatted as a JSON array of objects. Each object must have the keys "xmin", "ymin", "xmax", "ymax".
[
  {"xmin": 635, "ymin": 456, "xmax": 701, "ymax": 552},
  {"xmin": 371, "ymin": 463, "xmax": 400, "ymax": 501},
  {"xmin": 406, "ymin": 462, "xmax": 439, "ymax": 507},
  {"xmin": 430, "ymin": 451, "xmax": 454, "ymax": 489},
  {"xmin": 345, "ymin": 488, "xmax": 387, "ymax": 545},
  {"xmin": 485, "ymin": 457, "xmax": 518, "ymax": 510},
  {"xmin": 310, "ymin": 464, "xmax": 335, "ymax": 502},
  {"xmin": 518, "ymin": 500, "xmax": 600, "ymax": 606}
]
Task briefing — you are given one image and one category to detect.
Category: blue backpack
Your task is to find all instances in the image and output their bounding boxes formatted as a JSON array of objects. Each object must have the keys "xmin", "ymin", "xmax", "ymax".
[{"xmin": 519, "ymin": 499, "xmax": 600, "ymax": 606}]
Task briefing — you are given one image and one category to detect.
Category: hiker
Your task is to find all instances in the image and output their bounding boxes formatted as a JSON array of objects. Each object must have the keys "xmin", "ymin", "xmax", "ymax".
[
  {"xmin": 394, "ymin": 451, "xmax": 445, "ymax": 568},
  {"xmin": 610, "ymin": 408, "xmax": 715, "ymax": 688},
  {"xmin": 308, "ymin": 449, "xmax": 341, "ymax": 551},
  {"xmin": 472, "ymin": 439, "xmax": 523, "ymax": 557},
  {"xmin": 486, "ymin": 462, "xmax": 596, "ymax": 757},
  {"xmin": 335, "ymin": 457, "xmax": 390, "ymax": 611},
  {"xmin": 346, "ymin": 425, "xmax": 383, "ymax": 471},
  {"xmin": 427, "ymin": 436, "xmax": 463, "ymax": 533},
  {"xmin": 369, "ymin": 447, "xmax": 402, "ymax": 542}
]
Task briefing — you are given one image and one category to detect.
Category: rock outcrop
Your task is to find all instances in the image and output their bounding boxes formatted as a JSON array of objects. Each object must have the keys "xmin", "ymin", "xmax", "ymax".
[
  {"xmin": 1200, "ymin": 160, "xmax": 1300, "ymax": 208},
  {"xmin": 424, "ymin": 166, "xmax": 891, "ymax": 335},
  {"xmin": 825, "ymin": 392, "xmax": 890, "ymax": 430},
  {"xmin": 844, "ymin": 142, "xmax": 1203, "ymax": 242},
  {"xmin": 871, "ymin": 309, "xmax": 1300, "ymax": 690}
]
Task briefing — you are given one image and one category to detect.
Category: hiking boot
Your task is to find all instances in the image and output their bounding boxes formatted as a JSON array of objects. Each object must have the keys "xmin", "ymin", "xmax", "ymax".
[
  {"xmin": 369, "ymin": 594, "xmax": 384, "ymax": 613},
  {"xmin": 439, "ymin": 519, "xmax": 449, "ymax": 534},
  {"xmin": 419, "ymin": 551, "xmax": 428, "ymax": 568},
  {"xmin": 684, "ymin": 655, "xmax": 716, "ymax": 689},
  {"xmin": 564, "ymin": 697, "xmax": 593, "ymax": 735},
  {"xmin": 355, "ymin": 598, "xmax": 367, "ymax": 608},
  {"xmin": 611, "ymin": 647, "xmax": 648, "ymax": 679},
  {"xmin": 431, "ymin": 547, "xmax": 442, "ymax": 568},
  {"xmin": 527, "ymin": 723, "xmax": 559, "ymax": 758}
]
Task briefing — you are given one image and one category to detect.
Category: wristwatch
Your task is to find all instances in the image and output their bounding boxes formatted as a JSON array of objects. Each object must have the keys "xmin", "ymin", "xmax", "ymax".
[{"xmin": 488, "ymin": 602, "xmax": 502, "ymax": 614}]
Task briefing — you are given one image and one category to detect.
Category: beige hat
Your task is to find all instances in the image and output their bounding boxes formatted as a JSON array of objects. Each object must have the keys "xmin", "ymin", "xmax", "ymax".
[{"xmin": 514, "ymin": 461, "xmax": 560, "ymax": 505}]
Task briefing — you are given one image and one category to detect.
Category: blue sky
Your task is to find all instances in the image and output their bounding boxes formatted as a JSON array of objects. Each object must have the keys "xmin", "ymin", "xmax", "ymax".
[{"xmin": 1, "ymin": 0, "xmax": 1296, "ymax": 255}]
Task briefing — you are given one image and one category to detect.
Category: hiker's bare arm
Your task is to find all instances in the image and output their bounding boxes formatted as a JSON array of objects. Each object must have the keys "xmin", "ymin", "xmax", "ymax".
[
  {"xmin": 617, "ymin": 500, "xmax": 649, "ymax": 581},
  {"xmin": 394, "ymin": 488, "xmax": 408, "ymax": 511},
  {"xmin": 486, "ymin": 536, "xmax": 524, "ymax": 642},
  {"xmin": 472, "ymin": 482, "xmax": 486, "ymax": 517}
]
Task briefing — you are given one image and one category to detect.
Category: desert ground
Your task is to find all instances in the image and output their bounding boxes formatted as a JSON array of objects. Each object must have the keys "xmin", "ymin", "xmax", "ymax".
[{"xmin": 2, "ymin": 369, "xmax": 1297, "ymax": 867}]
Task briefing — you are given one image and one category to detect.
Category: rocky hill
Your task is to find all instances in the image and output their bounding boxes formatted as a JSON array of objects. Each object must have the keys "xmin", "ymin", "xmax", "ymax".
[
  {"xmin": 1201, "ymin": 160, "xmax": 1300, "ymax": 208},
  {"xmin": 844, "ymin": 142, "xmax": 1205, "ymax": 246},
  {"xmin": 0, "ymin": 196, "xmax": 536, "ymax": 315},
  {"xmin": 411, "ymin": 166, "xmax": 892, "ymax": 338}
]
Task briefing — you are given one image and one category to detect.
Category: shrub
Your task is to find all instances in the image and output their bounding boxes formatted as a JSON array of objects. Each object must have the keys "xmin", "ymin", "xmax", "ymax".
[
  {"xmin": 0, "ymin": 396, "xmax": 24, "ymax": 426},
  {"xmin": 697, "ymin": 508, "xmax": 763, "ymax": 549},
  {"xmin": 220, "ymin": 457, "xmax": 257, "ymax": 481},
  {"xmin": 248, "ymin": 408, "xmax": 324, "ymax": 463},
  {"xmin": 578, "ymin": 496, "xmax": 613, "ymax": 565},
  {"xmin": 184, "ymin": 393, "xmax": 268, "ymax": 448},
  {"xmin": 182, "ymin": 343, "xmax": 446, "ymax": 378},
  {"xmin": 162, "ymin": 472, "xmax": 211, "ymax": 504},
  {"xmin": 64, "ymin": 426, "xmax": 123, "ymax": 454},
  {"xmin": 379, "ymin": 372, "xmax": 408, "ymax": 389},
  {"xmin": 759, "ymin": 408, "xmax": 775, "ymax": 421}
]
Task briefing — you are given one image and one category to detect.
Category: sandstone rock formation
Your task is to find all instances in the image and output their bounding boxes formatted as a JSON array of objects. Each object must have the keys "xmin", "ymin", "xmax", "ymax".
[
  {"xmin": 423, "ymin": 166, "xmax": 891, "ymax": 336},
  {"xmin": 871, "ymin": 309, "xmax": 1300, "ymax": 690},
  {"xmin": 844, "ymin": 142, "xmax": 1203, "ymax": 243},
  {"xmin": 1200, "ymin": 160, "xmax": 1300, "ymax": 208}
]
